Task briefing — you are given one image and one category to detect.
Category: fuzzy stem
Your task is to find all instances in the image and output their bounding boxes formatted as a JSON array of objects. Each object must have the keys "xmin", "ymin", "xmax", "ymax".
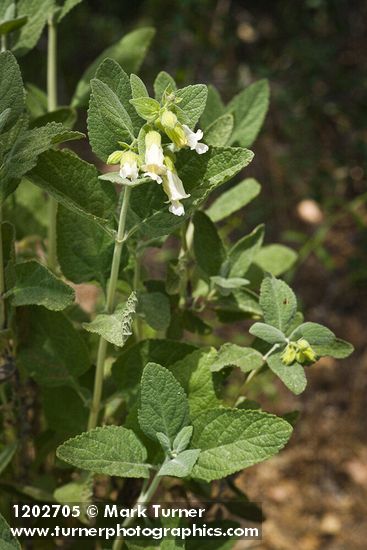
[
  {"xmin": 47, "ymin": 17, "xmax": 58, "ymax": 271},
  {"xmin": 1, "ymin": 34, "xmax": 7, "ymax": 52},
  {"xmin": 133, "ymin": 252, "xmax": 143, "ymax": 341},
  {"xmin": 88, "ymin": 186, "xmax": 132, "ymax": 431},
  {"xmin": 112, "ymin": 472, "xmax": 161, "ymax": 550},
  {"xmin": 0, "ymin": 208, "xmax": 5, "ymax": 330}
]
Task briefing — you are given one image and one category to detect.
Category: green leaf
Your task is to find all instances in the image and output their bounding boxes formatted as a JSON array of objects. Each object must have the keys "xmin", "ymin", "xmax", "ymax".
[
  {"xmin": 227, "ymin": 224, "xmax": 264, "ymax": 277},
  {"xmin": 126, "ymin": 146, "xmax": 254, "ymax": 239},
  {"xmin": 211, "ymin": 276, "xmax": 249, "ymax": 296},
  {"xmin": 193, "ymin": 211, "xmax": 225, "ymax": 278},
  {"xmin": 112, "ymin": 339, "xmax": 196, "ymax": 404},
  {"xmin": 55, "ymin": 0, "xmax": 82, "ymax": 23},
  {"xmin": 267, "ymin": 351, "xmax": 307, "ymax": 395},
  {"xmin": 204, "ymin": 114, "xmax": 233, "ymax": 147},
  {"xmin": 0, "ymin": 51, "xmax": 24, "ymax": 128},
  {"xmin": 0, "ymin": 511, "xmax": 21, "ymax": 549},
  {"xmin": 1, "ymin": 123, "xmax": 83, "ymax": 202},
  {"xmin": 139, "ymin": 363, "xmax": 190, "ymax": 443},
  {"xmin": 312, "ymin": 338, "xmax": 354, "ymax": 359},
  {"xmin": 25, "ymin": 83, "xmax": 47, "ymax": 118},
  {"xmin": 206, "ymin": 178, "xmax": 261, "ymax": 222},
  {"xmin": 6, "ymin": 260, "xmax": 74, "ymax": 310},
  {"xmin": 154, "ymin": 71, "xmax": 176, "ymax": 101},
  {"xmin": 215, "ymin": 287, "xmax": 262, "ymax": 317},
  {"xmin": 18, "ymin": 307, "xmax": 90, "ymax": 387},
  {"xmin": 254, "ymin": 244, "xmax": 297, "ymax": 276},
  {"xmin": 0, "ymin": 108, "xmax": 11, "ymax": 133},
  {"xmin": 0, "ymin": 16, "xmax": 28, "ymax": 37},
  {"xmin": 137, "ymin": 291, "xmax": 171, "ymax": 331},
  {"xmin": 130, "ymin": 74, "xmax": 149, "ymax": 99},
  {"xmin": 211, "ymin": 343, "xmax": 263, "ymax": 373},
  {"xmin": 27, "ymin": 149, "xmax": 116, "ymax": 234},
  {"xmin": 88, "ymin": 77, "xmax": 134, "ymax": 162},
  {"xmin": 129, "ymin": 97, "xmax": 160, "ymax": 122},
  {"xmin": 12, "ymin": 0, "xmax": 54, "ymax": 57},
  {"xmin": 200, "ymin": 85, "xmax": 225, "ymax": 129},
  {"xmin": 42, "ymin": 386, "xmax": 88, "ymax": 436},
  {"xmin": 0, "ymin": 442, "xmax": 18, "ymax": 476},
  {"xmin": 57, "ymin": 426, "xmax": 150, "ymax": 478},
  {"xmin": 172, "ymin": 426, "xmax": 193, "ymax": 454},
  {"xmin": 191, "ymin": 408, "xmax": 292, "ymax": 482},
  {"xmin": 259, "ymin": 275, "xmax": 297, "ymax": 333},
  {"xmin": 158, "ymin": 449, "xmax": 200, "ymax": 478},
  {"xmin": 249, "ymin": 322, "xmax": 287, "ymax": 345},
  {"xmin": 83, "ymin": 292, "xmax": 137, "ymax": 347},
  {"xmin": 71, "ymin": 27, "xmax": 155, "ymax": 108},
  {"xmin": 57, "ymin": 207, "xmax": 127, "ymax": 285},
  {"xmin": 175, "ymin": 84, "xmax": 208, "ymax": 128},
  {"xmin": 169, "ymin": 348, "xmax": 219, "ymax": 417},
  {"xmin": 226, "ymin": 79, "xmax": 270, "ymax": 147}
]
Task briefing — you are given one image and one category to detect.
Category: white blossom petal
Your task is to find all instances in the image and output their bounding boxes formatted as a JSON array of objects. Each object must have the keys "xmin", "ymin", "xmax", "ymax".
[{"xmin": 169, "ymin": 200, "xmax": 185, "ymax": 216}]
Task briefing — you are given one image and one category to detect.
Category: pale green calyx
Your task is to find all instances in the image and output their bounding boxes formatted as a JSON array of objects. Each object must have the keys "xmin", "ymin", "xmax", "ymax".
[
  {"xmin": 281, "ymin": 338, "xmax": 318, "ymax": 366},
  {"xmin": 160, "ymin": 110, "xmax": 178, "ymax": 130},
  {"xmin": 119, "ymin": 151, "xmax": 140, "ymax": 182},
  {"xmin": 107, "ymin": 150, "xmax": 124, "ymax": 165}
]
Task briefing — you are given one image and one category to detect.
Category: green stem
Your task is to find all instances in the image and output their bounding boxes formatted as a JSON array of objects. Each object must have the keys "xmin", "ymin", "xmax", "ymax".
[
  {"xmin": 112, "ymin": 472, "xmax": 161, "ymax": 550},
  {"xmin": 1, "ymin": 34, "xmax": 7, "ymax": 52},
  {"xmin": 47, "ymin": 17, "xmax": 58, "ymax": 271},
  {"xmin": 88, "ymin": 186, "xmax": 132, "ymax": 431},
  {"xmin": 133, "ymin": 253, "xmax": 143, "ymax": 341}
]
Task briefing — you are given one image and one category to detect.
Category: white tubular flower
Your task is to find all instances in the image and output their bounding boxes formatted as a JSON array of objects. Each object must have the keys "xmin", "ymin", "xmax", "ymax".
[
  {"xmin": 119, "ymin": 151, "xmax": 139, "ymax": 182},
  {"xmin": 182, "ymin": 124, "xmax": 209, "ymax": 155},
  {"xmin": 162, "ymin": 156, "xmax": 190, "ymax": 217},
  {"xmin": 142, "ymin": 130, "xmax": 166, "ymax": 183}
]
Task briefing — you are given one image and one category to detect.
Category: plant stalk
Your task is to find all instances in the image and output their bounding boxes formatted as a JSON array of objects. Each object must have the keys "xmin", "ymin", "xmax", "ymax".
[
  {"xmin": 47, "ymin": 16, "xmax": 58, "ymax": 271},
  {"xmin": 112, "ymin": 472, "xmax": 161, "ymax": 550},
  {"xmin": 88, "ymin": 186, "xmax": 132, "ymax": 431},
  {"xmin": 0, "ymin": 207, "xmax": 5, "ymax": 330},
  {"xmin": 133, "ymin": 252, "xmax": 143, "ymax": 341}
]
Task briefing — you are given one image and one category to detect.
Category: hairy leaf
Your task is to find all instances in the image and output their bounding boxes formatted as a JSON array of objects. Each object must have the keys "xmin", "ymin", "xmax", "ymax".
[
  {"xmin": 227, "ymin": 224, "xmax": 264, "ymax": 277},
  {"xmin": 260, "ymin": 275, "xmax": 297, "ymax": 333},
  {"xmin": 249, "ymin": 322, "xmax": 287, "ymax": 345},
  {"xmin": 57, "ymin": 426, "xmax": 150, "ymax": 478},
  {"xmin": 267, "ymin": 351, "xmax": 307, "ymax": 395},
  {"xmin": 211, "ymin": 343, "xmax": 263, "ymax": 373},
  {"xmin": 193, "ymin": 211, "xmax": 226, "ymax": 278},
  {"xmin": 206, "ymin": 178, "xmax": 261, "ymax": 223},
  {"xmin": 254, "ymin": 244, "xmax": 297, "ymax": 276}
]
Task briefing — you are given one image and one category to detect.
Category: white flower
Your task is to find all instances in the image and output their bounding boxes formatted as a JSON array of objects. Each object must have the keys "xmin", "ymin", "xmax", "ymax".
[
  {"xmin": 119, "ymin": 151, "xmax": 139, "ymax": 182},
  {"xmin": 183, "ymin": 124, "xmax": 209, "ymax": 155},
  {"xmin": 162, "ymin": 168, "xmax": 190, "ymax": 217},
  {"xmin": 142, "ymin": 131, "xmax": 166, "ymax": 184}
]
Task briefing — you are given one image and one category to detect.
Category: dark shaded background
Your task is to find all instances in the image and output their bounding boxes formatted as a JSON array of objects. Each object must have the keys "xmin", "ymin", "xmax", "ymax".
[{"xmin": 20, "ymin": 1, "xmax": 367, "ymax": 548}]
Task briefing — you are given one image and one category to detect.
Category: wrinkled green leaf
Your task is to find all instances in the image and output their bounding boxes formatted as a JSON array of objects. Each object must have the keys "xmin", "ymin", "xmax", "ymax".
[
  {"xmin": 260, "ymin": 275, "xmax": 297, "ymax": 333},
  {"xmin": 249, "ymin": 322, "xmax": 287, "ymax": 345},
  {"xmin": 158, "ymin": 449, "xmax": 200, "ymax": 478},
  {"xmin": 154, "ymin": 71, "xmax": 176, "ymax": 101},
  {"xmin": 193, "ymin": 211, "xmax": 226, "ymax": 278},
  {"xmin": 200, "ymin": 85, "xmax": 225, "ymax": 129},
  {"xmin": 57, "ymin": 426, "xmax": 150, "ymax": 478},
  {"xmin": 227, "ymin": 224, "xmax": 264, "ymax": 277},
  {"xmin": 0, "ymin": 511, "xmax": 21, "ymax": 549},
  {"xmin": 137, "ymin": 291, "xmax": 171, "ymax": 331},
  {"xmin": 211, "ymin": 343, "xmax": 263, "ymax": 373},
  {"xmin": 206, "ymin": 178, "xmax": 261, "ymax": 222},
  {"xmin": 175, "ymin": 84, "xmax": 208, "ymax": 128},
  {"xmin": 254, "ymin": 244, "xmax": 297, "ymax": 276},
  {"xmin": 267, "ymin": 351, "xmax": 307, "ymax": 395}
]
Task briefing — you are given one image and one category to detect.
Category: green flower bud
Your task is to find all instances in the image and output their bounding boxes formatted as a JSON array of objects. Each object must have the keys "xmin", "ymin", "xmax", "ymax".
[
  {"xmin": 160, "ymin": 110, "xmax": 178, "ymax": 130},
  {"xmin": 145, "ymin": 130, "xmax": 162, "ymax": 149},
  {"xmin": 281, "ymin": 343, "xmax": 297, "ymax": 366},
  {"xmin": 165, "ymin": 124, "xmax": 187, "ymax": 149},
  {"xmin": 107, "ymin": 150, "xmax": 124, "ymax": 165},
  {"xmin": 295, "ymin": 339, "xmax": 317, "ymax": 364}
]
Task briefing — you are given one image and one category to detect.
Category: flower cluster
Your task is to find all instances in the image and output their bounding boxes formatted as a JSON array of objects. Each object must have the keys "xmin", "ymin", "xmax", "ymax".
[
  {"xmin": 281, "ymin": 338, "xmax": 318, "ymax": 366},
  {"xmin": 107, "ymin": 109, "xmax": 208, "ymax": 217}
]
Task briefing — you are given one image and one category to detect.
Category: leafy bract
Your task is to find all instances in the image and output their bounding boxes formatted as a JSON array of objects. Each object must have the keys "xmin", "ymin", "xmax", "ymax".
[
  {"xmin": 83, "ymin": 292, "xmax": 137, "ymax": 347},
  {"xmin": 226, "ymin": 79, "xmax": 270, "ymax": 147},
  {"xmin": 267, "ymin": 351, "xmax": 307, "ymax": 395},
  {"xmin": 6, "ymin": 260, "xmax": 74, "ymax": 310},
  {"xmin": 191, "ymin": 408, "xmax": 292, "ymax": 482},
  {"xmin": 260, "ymin": 275, "xmax": 297, "ymax": 333},
  {"xmin": 18, "ymin": 306, "xmax": 90, "ymax": 387},
  {"xmin": 139, "ymin": 363, "xmax": 190, "ymax": 443},
  {"xmin": 27, "ymin": 149, "xmax": 116, "ymax": 234},
  {"xmin": 206, "ymin": 178, "xmax": 261, "ymax": 222},
  {"xmin": 154, "ymin": 71, "xmax": 176, "ymax": 101},
  {"xmin": 175, "ymin": 84, "xmax": 208, "ymax": 128},
  {"xmin": 159, "ymin": 449, "xmax": 200, "ymax": 478},
  {"xmin": 72, "ymin": 27, "xmax": 155, "ymax": 108},
  {"xmin": 249, "ymin": 322, "xmax": 287, "ymax": 345},
  {"xmin": 211, "ymin": 343, "xmax": 263, "ymax": 373},
  {"xmin": 57, "ymin": 426, "xmax": 150, "ymax": 478}
]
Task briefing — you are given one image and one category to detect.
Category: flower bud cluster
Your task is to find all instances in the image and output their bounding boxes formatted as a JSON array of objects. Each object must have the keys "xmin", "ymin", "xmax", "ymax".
[
  {"xmin": 107, "ymin": 100, "xmax": 209, "ymax": 216},
  {"xmin": 281, "ymin": 338, "xmax": 318, "ymax": 366}
]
